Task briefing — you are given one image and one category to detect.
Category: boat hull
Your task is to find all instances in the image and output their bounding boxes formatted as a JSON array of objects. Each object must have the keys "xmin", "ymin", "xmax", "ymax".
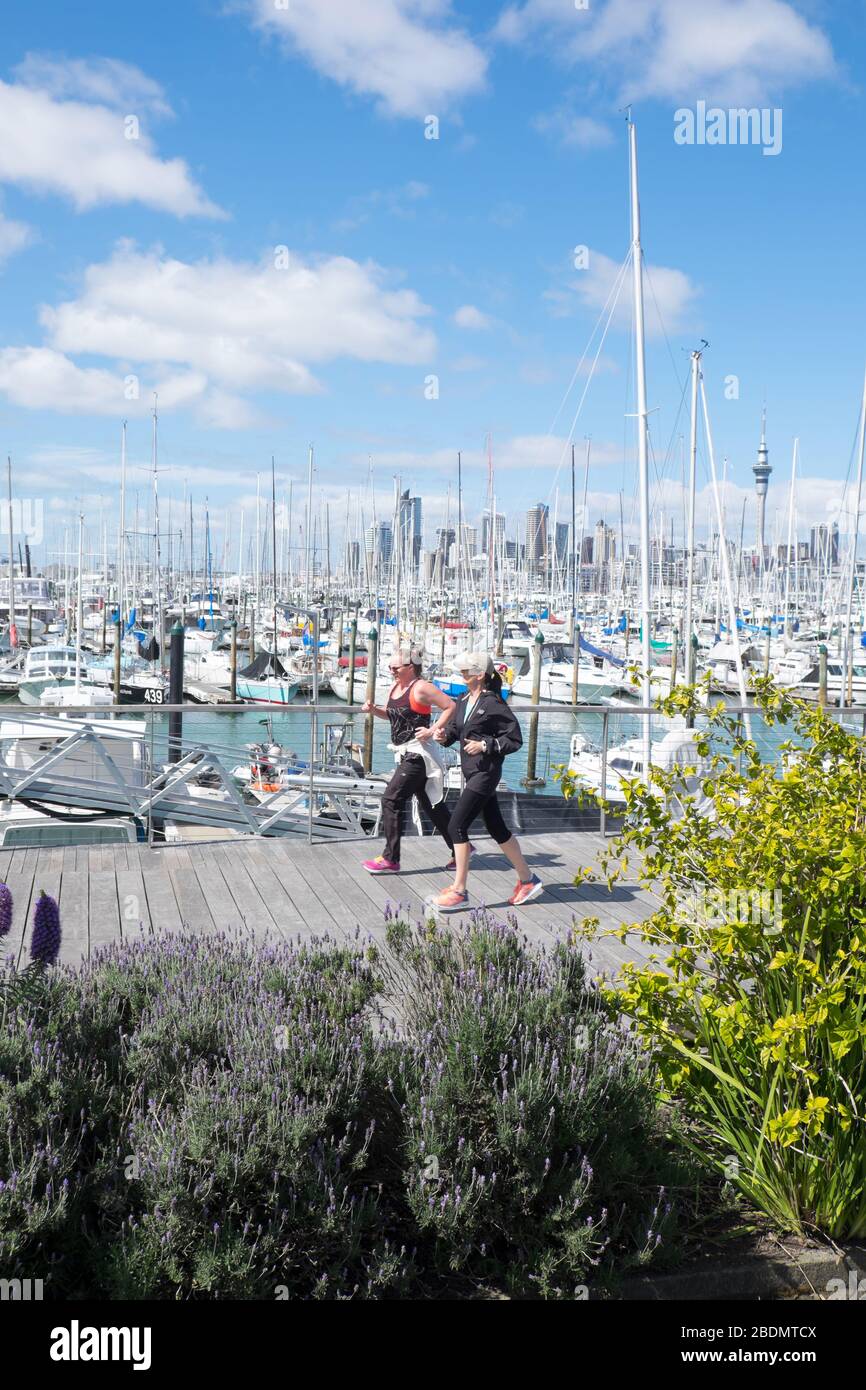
[{"xmin": 236, "ymin": 678, "xmax": 299, "ymax": 704}]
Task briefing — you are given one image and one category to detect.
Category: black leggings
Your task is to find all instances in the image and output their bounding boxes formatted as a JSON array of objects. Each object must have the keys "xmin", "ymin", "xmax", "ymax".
[
  {"xmin": 447, "ymin": 783, "xmax": 511, "ymax": 846},
  {"xmin": 382, "ymin": 754, "xmax": 453, "ymax": 863}
]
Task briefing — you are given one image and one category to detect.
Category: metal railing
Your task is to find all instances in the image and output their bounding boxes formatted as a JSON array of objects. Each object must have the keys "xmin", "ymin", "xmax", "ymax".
[{"xmin": 0, "ymin": 696, "xmax": 862, "ymax": 847}]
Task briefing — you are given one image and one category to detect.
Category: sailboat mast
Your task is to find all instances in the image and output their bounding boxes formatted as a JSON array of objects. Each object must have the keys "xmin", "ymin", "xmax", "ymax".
[
  {"xmin": 843, "ymin": 365, "xmax": 866, "ymax": 704},
  {"xmin": 684, "ymin": 349, "xmax": 700, "ymax": 651},
  {"xmin": 118, "ymin": 421, "xmax": 126, "ymax": 631},
  {"xmin": 457, "ymin": 451, "xmax": 463, "ymax": 621},
  {"xmin": 151, "ymin": 395, "xmax": 164, "ymax": 673},
  {"xmin": 75, "ymin": 511, "xmax": 84, "ymax": 691},
  {"xmin": 6, "ymin": 458, "xmax": 15, "ymax": 649},
  {"xmin": 628, "ymin": 117, "xmax": 653, "ymax": 775},
  {"xmin": 304, "ymin": 444, "xmax": 314, "ymax": 610},
  {"xmin": 271, "ymin": 457, "xmax": 278, "ymax": 665}
]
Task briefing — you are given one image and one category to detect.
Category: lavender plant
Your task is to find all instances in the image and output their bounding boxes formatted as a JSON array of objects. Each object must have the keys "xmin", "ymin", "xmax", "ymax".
[
  {"xmin": 0, "ymin": 882, "xmax": 11, "ymax": 938},
  {"xmin": 30, "ymin": 892, "xmax": 61, "ymax": 966},
  {"xmin": 0, "ymin": 918, "xmax": 681, "ymax": 1299},
  {"xmin": 381, "ymin": 911, "xmax": 681, "ymax": 1297}
]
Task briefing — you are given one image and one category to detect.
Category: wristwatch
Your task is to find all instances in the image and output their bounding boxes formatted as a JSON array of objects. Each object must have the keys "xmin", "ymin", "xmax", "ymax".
[{"xmin": 480, "ymin": 738, "xmax": 488, "ymax": 753}]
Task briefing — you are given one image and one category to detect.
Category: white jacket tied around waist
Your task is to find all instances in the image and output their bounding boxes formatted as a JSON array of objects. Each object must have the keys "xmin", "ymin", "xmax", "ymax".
[{"xmin": 389, "ymin": 738, "xmax": 446, "ymax": 807}]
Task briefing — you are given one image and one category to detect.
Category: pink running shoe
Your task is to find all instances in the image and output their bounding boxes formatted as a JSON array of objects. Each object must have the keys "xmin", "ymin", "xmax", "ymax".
[
  {"xmin": 509, "ymin": 875, "xmax": 544, "ymax": 906},
  {"xmin": 362, "ymin": 855, "xmax": 400, "ymax": 874},
  {"xmin": 429, "ymin": 886, "xmax": 469, "ymax": 912},
  {"xmin": 444, "ymin": 843, "xmax": 476, "ymax": 872}
]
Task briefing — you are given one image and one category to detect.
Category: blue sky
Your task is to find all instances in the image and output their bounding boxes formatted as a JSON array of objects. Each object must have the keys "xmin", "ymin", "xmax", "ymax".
[{"xmin": 0, "ymin": 0, "xmax": 863, "ymax": 568}]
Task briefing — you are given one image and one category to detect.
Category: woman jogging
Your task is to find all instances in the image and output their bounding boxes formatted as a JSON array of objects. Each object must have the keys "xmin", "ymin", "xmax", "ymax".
[
  {"xmin": 430, "ymin": 651, "xmax": 543, "ymax": 911},
  {"xmin": 361, "ymin": 645, "xmax": 457, "ymax": 874}
]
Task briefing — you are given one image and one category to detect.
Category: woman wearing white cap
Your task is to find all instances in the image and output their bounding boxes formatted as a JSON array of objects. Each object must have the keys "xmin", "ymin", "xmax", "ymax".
[
  {"xmin": 361, "ymin": 644, "xmax": 457, "ymax": 874},
  {"xmin": 430, "ymin": 651, "xmax": 543, "ymax": 911}
]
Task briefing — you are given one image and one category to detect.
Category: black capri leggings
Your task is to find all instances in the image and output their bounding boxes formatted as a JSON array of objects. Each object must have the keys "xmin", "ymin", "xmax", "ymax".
[{"xmin": 448, "ymin": 782, "xmax": 511, "ymax": 846}]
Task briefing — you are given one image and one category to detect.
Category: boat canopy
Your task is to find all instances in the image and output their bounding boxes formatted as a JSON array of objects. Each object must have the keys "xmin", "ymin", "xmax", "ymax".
[
  {"xmin": 579, "ymin": 635, "xmax": 625, "ymax": 668},
  {"xmin": 239, "ymin": 651, "xmax": 290, "ymax": 679}
]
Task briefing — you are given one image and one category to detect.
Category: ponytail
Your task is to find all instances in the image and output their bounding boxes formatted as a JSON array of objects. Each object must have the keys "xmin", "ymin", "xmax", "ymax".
[{"xmin": 483, "ymin": 668, "xmax": 504, "ymax": 698}]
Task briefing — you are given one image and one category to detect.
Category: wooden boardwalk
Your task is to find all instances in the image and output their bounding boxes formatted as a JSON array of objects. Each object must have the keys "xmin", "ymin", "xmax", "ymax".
[{"xmin": 0, "ymin": 831, "xmax": 661, "ymax": 979}]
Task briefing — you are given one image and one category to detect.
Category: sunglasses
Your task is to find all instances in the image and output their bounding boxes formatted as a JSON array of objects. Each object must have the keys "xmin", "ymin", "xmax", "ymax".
[{"xmin": 389, "ymin": 662, "xmax": 409, "ymax": 672}]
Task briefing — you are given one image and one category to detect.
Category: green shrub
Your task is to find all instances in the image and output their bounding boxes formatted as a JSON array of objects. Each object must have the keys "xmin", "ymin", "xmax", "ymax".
[{"xmin": 575, "ymin": 683, "xmax": 866, "ymax": 1239}]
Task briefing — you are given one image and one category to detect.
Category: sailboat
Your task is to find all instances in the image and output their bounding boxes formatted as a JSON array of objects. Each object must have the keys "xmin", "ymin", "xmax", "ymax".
[
  {"xmin": 235, "ymin": 649, "xmax": 300, "ymax": 704},
  {"xmin": 39, "ymin": 514, "xmax": 113, "ymax": 712}
]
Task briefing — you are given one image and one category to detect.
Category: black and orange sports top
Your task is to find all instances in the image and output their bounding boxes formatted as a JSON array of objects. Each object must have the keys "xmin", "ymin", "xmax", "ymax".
[{"xmin": 387, "ymin": 678, "xmax": 432, "ymax": 746}]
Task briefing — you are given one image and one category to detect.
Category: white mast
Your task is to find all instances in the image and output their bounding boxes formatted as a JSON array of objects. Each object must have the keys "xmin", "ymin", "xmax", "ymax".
[
  {"xmin": 118, "ymin": 421, "xmax": 127, "ymax": 632},
  {"xmin": 6, "ymin": 457, "xmax": 15, "ymax": 648},
  {"xmin": 684, "ymin": 351, "xmax": 700, "ymax": 653},
  {"xmin": 700, "ymin": 375, "xmax": 752, "ymax": 737},
  {"xmin": 628, "ymin": 117, "xmax": 653, "ymax": 777},
  {"xmin": 783, "ymin": 437, "xmax": 799, "ymax": 638},
  {"xmin": 304, "ymin": 444, "xmax": 314, "ymax": 610},
  {"xmin": 843, "ymin": 365, "xmax": 866, "ymax": 705},
  {"xmin": 75, "ymin": 511, "xmax": 84, "ymax": 691},
  {"xmin": 151, "ymin": 396, "xmax": 164, "ymax": 673}
]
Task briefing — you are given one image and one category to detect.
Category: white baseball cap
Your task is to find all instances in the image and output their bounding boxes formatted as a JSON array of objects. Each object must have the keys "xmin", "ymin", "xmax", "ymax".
[{"xmin": 453, "ymin": 650, "xmax": 494, "ymax": 676}]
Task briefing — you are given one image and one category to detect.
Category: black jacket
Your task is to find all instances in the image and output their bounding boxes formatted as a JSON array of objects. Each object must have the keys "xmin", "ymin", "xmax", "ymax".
[{"xmin": 438, "ymin": 691, "xmax": 522, "ymax": 790}]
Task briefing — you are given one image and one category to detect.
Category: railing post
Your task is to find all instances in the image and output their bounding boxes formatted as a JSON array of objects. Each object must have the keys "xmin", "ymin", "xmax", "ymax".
[
  {"xmin": 600, "ymin": 709, "xmax": 609, "ymax": 837},
  {"xmin": 308, "ymin": 608, "xmax": 320, "ymax": 844},
  {"xmin": 347, "ymin": 612, "xmax": 358, "ymax": 707},
  {"xmin": 113, "ymin": 615, "xmax": 122, "ymax": 704},
  {"xmin": 363, "ymin": 626, "xmax": 378, "ymax": 775},
  {"xmin": 521, "ymin": 630, "xmax": 545, "ymax": 789},
  {"xmin": 168, "ymin": 621, "xmax": 185, "ymax": 763},
  {"xmin": 571, "ymin": 623, "xmax": 581, "ymax": 706},
  {"xmin": 686, "ymin": 634, "xmax": 698, "ymax": 729},
  {"xmin": 818, "ymin": 643, "xmax": 827, "ymax": 708},
  {"xmin": 230, "ymin": 620, "xmax": 238, "ymax": 703}
]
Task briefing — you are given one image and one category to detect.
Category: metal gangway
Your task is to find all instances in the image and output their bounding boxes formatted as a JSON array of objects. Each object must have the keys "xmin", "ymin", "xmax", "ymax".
[{"xmin": 0, "ymin": 706, "xmax": 387, "ymax": 843}]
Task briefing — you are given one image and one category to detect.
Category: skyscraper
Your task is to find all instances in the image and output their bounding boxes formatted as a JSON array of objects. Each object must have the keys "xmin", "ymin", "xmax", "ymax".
[
  {"xmin": 525, "ymin": 503, "xmax": 548, "ymax": 576},
  {"xmin": 399, "ymin": 490, "xmax": 422, "ymax": 569},
  {"xmin": 365, "ymin": 521, "xmax": 392, "ymax": 574},
  {"xmin": 481, "ymin": 511, "xmax": 505, "ymax": 557}
]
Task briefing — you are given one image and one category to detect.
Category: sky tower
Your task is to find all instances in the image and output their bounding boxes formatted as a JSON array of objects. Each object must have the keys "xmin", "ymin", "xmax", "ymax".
[{"xmin": 753, "ymin": 408, "xmax": 772, "ymax": 562}]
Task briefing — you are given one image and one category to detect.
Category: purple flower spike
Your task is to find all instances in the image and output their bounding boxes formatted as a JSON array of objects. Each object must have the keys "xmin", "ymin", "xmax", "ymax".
[
  {"xmin": 0, "ymin": 882, "xmax": 11, "ymax": 938},
  {"xmin": 30, "ymin": 891, "xmax": 62, "ymax": 966}
]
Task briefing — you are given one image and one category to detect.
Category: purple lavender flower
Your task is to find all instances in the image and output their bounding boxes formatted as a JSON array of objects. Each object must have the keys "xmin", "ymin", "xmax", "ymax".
[
  {"xmin": 0, "ymin": 882, "xmax": 11, "ymax": 937},
  {"xmin": 30, "ymin": 891, "xmax": 61, "ymax": 966}
]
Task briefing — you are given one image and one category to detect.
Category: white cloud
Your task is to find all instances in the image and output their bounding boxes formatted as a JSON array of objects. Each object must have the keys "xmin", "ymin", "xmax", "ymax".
[
  {"xmin": 0, "ymin": 346, "xmax": 208, "ymax": 415},
  {"xmin": 546, "ymin": 247, "xmax": 700, "ymax": 335},
  {"xmin": 0, "ymin": 69, "xmax": 222, "ymax": 217},
  {"xmin": 251, "ymin": 0, "xmax": 488, "ymax": 118},
  {"xmin": 532, "ymin": 109, "xmax": 614, "ymax": 149},
  {"xmin": 13, "ymin": 54, "xmax": 174, "ymax": 117},
  {"xmin": 0, "ymin": 213, "xmax": 33, "ymax": 264},
  {"xmin": 0, "ymin": 241, "xmax": 437, "ymax": 423},
  {"xmin": 454, "ymin": 304, "xmax": 492, "ymax": 330},
  {"xmin": 495, "ymin": 0, "xmax": 835, "ymax": 104}
]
